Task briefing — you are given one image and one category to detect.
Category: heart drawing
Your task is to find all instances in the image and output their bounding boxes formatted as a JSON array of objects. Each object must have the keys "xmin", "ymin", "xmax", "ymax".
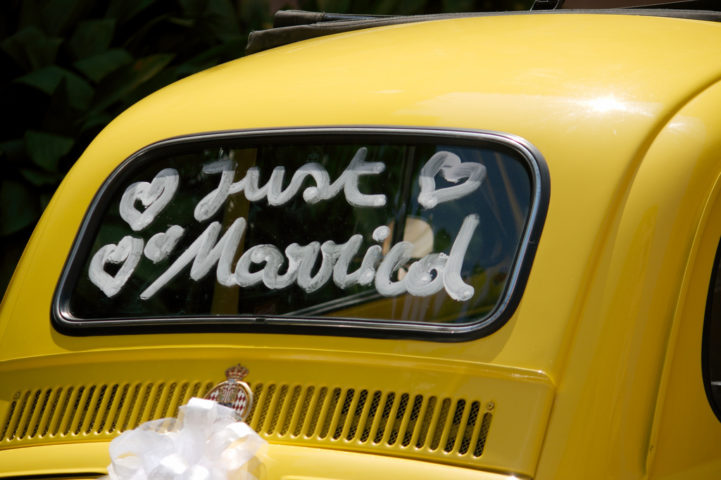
[
  {"xmin": 417, "ymin": 151, "xmax": 487, "ymax": 209},
  {"xmin": 119, "ymin": 168, "xmax": 180, "ymax": 231},
  {"xmin": 88, "ymin": 236, "xmax": 144, "ymax": 297},
  {"xmin": 144, "ymin": 225, "xmax": 185, "ymax": 263}
]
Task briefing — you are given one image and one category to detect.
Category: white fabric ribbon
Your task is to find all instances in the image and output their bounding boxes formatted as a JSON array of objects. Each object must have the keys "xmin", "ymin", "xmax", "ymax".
[{"xmin": 105, "ymin": 397, "xmax": 265, "ymax": 480}]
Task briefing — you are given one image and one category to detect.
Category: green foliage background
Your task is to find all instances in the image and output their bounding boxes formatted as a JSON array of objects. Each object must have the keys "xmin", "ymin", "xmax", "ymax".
[{"xmin": 0, "ymin": 0, "xmax": 530, "ymax": 298}]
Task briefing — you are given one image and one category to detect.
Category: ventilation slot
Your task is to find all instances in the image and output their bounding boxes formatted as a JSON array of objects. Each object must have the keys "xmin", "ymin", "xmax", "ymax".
[
  {"xmin": 0, "ymin": 381, "xmax": 213, "ymax": 447},
  {"xmin": 244, "ymin": 384, "xmax": 494, "ymax": 460},
  {"xmin": 1, "ymin": 380, "xmax": 495, "ymax": 465}
]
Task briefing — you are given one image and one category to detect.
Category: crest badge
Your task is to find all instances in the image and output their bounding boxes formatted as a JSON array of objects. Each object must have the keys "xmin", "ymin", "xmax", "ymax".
[{"xmin": 204, "ymin": 364, "xmax": 254, "ymax": 421}]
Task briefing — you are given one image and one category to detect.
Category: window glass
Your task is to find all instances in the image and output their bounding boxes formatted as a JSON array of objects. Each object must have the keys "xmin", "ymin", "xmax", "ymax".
[{"xmin": 56, "ymin": 131, "xmax": 543, "ymax": 335}]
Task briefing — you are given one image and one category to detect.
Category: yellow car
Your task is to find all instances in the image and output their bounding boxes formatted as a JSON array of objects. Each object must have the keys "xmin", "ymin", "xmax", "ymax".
[{"xmin": 2, "ymin": 5, "xmax": 721, "ymax": 480}]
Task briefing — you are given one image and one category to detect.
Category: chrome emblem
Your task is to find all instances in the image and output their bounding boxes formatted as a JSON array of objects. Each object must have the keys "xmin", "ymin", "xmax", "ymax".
[{"xmin": 204, "ymin": 364, "xmax": 254, "ymax": 421}]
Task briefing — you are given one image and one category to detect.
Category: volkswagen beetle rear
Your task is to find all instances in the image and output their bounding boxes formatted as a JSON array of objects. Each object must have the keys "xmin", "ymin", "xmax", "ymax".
[{"xmin": 3, "ymin": 8, "xmax": 721, "ymax": 480}]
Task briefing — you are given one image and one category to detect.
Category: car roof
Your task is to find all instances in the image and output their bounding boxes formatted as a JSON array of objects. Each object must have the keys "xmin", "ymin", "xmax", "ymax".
[{"xmin": 246, "ymin": 6, "xmax": 721, "ymax": 53}]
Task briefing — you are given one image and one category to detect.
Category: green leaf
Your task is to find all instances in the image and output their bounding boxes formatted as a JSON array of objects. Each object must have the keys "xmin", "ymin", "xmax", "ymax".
[
  {"xmin": 120, "ymin": 13, "xmax": 171, "ymax": 52},
  {"xmin": 20, "ymin": 168, "xmax": 63, "ymax": 187},
  {"xmin": 15, "ymin": 65, "xmax": 65, "ymax": 94},
  {"xmin": 68, "ymin": 19, "xmax": 116, "ymax": 59},
  {"xmin": 105, "ymin": 0, "xmax": 156, "ymax": 25},
  {"xmin": 78, "ymin": 112, "xmax": 112, "ymax": 134},
  {"xmin": 58, "ymin": 72, "xmax": 95, "ymax": 110},
  {"xmin": 179, "ymin": 0, "xmax": 207, "ymax": 18},
  {"xmin": 24, "ymin": 130, "xmax": 74, "ymax": 172},
  {"xmin": 0, "ymin": 180, "xmax": 40, "ymax": 236},
  {"xmin": 74, "ymin": 48, "xmax": 133, "ymax": 83},
  {"xmin": 168, "ymin": 17, "xmax": 195, "ymax": 28},
  {"xmin": 1, "ymin": 27, "xmax": 63, "ymax": 71},
  {"xmin": 175, "ymin": 39, "xmax": 243, "ymax": 76},
  {"xmin": 17, "ymin": 66, "xmax": 94, "ymax": 109},
  {"xmin": 181, "ymin": 0, "xmax": 241, "ymax": 42},
  {"xmin": 17, "ymin": 0, "xmax": 45, "ymax": 31},
  {"xmin": 204, "ymin": 0, "xmax": 242, "ymax": 41},
  {"xmin": 41, "ymin": 0, "xmax": 91, "ymax": 36},
  {"xmin": 239, "ymin": 0, "xmax": 271, "ymax": 31},
  {"xmin": 90, "ymin": 53, "xmax": 174, "ymax": 114},
  {"xmin": 42, "ymin": 77, "xmax": 82, "ymax": 132}
]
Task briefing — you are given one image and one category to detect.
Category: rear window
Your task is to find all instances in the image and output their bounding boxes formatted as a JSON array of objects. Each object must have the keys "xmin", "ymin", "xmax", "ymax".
[{"xmin": 53, "ymin": 128, "xmax": 548, "ymax": 339}]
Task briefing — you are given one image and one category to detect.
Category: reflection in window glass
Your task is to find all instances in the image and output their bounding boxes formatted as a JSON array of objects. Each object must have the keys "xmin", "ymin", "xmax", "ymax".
[{"xmin": 66, "ymin": 137, "xmax": 534, "ymax": 327}]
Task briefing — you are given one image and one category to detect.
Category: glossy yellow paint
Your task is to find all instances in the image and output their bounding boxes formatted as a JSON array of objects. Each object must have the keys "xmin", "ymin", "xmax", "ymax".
[
  {"xmin": 643, "ymin": 76, "xmax": 721, "ymax": 480},
  {"xmin": 2, "ymin": 11, "xmax": 721, "ymax": 480},
  {"xmin": 0, "ymin": 442, "xmax": 515, "ymax": 480}
]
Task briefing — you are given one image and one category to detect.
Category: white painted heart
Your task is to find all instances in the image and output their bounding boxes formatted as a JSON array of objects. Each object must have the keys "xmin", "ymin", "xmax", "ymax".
[
  {"xmin": 119, "ymin": 168, "xmax": 179, "ymax": 231},
  {"xmin": 88, "ymin": 236, "xmax": 144, "ymax": 297},
  {"xmin": 417, "ymin": 151, "xmax": 487, "ymax": 209},
  {"xmin": 144, "ymin": 225, "xmax": 185, "ymax": 263}
]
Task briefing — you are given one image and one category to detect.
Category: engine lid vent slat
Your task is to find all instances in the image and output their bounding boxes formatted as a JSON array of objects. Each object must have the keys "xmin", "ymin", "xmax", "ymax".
[{"xmin": 1, "ymin": 380, "xmax": 495, "ymax": 468}]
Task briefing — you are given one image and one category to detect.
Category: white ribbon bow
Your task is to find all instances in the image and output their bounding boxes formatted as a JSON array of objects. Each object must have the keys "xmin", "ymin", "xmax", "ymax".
[{"xmin": 106, "ymin": 397, "xmax": 265, "ymax": 480}]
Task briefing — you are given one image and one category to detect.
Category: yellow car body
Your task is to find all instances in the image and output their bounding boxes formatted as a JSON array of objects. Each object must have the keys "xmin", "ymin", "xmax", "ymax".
[{"xmin": 2, "ymin": 10, "xmax": 721, "ymax": 480}]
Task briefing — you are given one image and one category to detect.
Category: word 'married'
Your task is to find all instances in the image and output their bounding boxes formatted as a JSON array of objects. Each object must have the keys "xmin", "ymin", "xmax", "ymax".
[{"xmin": 88, "ymin": 147, "xmax": 487, "ymax": 305}]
